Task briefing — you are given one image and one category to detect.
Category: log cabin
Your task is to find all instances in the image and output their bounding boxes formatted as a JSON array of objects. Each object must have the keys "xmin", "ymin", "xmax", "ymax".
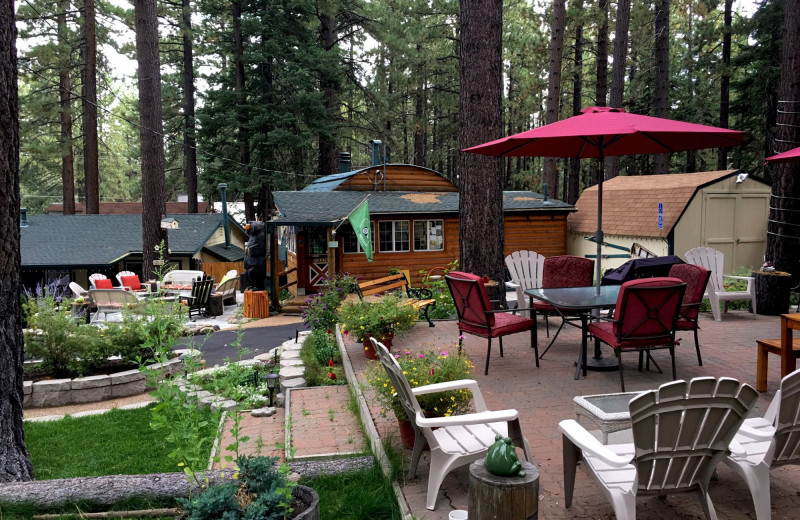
[{"xmin": 272, "ymin": 153, "xmax": 575, "ymax": 296}]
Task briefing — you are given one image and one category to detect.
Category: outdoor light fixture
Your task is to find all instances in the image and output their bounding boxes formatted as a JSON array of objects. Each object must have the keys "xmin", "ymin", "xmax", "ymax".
[{"xmin": 262, "ymin": 373, "xmax": 280, "ymax": 407}]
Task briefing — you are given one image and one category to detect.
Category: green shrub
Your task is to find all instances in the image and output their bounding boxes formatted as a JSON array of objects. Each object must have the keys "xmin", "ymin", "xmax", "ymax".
[
  {"xmin": 300, "ymin": 329, "xmax": 344, "ymax": 386},
  {"xmin": 338, "ymin": 293, "xmax": 419, "ymax": 343},
  {"xmin": 302, "ymin": 273, "xmax": 358, "ymax": 331}
]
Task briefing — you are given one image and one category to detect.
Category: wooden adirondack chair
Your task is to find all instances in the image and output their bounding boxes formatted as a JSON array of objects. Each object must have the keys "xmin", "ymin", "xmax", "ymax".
[
  {"xmin": 685, "ymin": 246, "xmax": 757, "ymax": 321},
  {"xmin": 371, "ymin": 338, "xmax": 532, "ymax": 511},
  {"xmin": 723, "ymin": 368, "xmax": 800, "ymax": 520},
  {"xmin": 560, "ymin": 377, "xmax": 758, "ymax": 519},
  {"xmin": 504, "ymin": 250, "xmax": 545, "ymax": 318},
  {"xmin": 181, "ymin": 276, "xmax": 215, "ymax": 321}
]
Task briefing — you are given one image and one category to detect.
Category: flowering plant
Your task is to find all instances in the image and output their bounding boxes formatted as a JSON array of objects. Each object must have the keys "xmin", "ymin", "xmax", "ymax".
[
  {"xmin": 338, "ymin": 293, "xmax": 418, "ymax": 343},
  {"xmin": 302, "ymin": 273, "xmax": 358, "ymax": 332},
  {"xmin": 366, "ymin": 347, "xmax": 474, "ymax": 421}
]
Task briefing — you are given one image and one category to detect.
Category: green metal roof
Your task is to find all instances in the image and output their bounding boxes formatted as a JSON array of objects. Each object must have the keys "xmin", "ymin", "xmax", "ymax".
[
  {"xmin": 21, "ymin": 213, "xmax": 241, "ymax": 268},
  {"xmin": 273, "ymin": 190, "xmax": 575, "ymax": 226}
]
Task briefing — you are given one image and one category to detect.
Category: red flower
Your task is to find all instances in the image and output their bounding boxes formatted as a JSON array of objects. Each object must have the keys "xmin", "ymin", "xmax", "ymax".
[
  {"xmin": 328, "ymin": 359, "xmax": 335, "ymax": 367},
  {"xmin": 327, "ymin": 328, "xmax": 332, "ymax": 334},
  {"xmin": 327, "ymin": 372, "xmax": 337, "ymax": 380}
]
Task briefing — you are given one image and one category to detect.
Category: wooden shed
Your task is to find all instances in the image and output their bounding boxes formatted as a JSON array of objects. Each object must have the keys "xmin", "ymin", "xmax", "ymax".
[
  {"xmin": 273, "ymin": 163, "xmax": 575, "ymax": 296},
  {"xmin": 567, "ymin": 170, "xmax": 771, "ymax": 271}
]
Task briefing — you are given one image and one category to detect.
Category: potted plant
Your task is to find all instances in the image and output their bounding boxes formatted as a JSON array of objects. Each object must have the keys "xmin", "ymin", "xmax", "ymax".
[
  {"xmin": 338, "ymin": 293, "xmax": 419, "ymax": 359},
  {"xmin": 365, "ymin": 347, "xmax": 474, "ymax": 448},
  {"xmin": 179, "ymin": 455, "xmax": 320, "ymax": 520}
]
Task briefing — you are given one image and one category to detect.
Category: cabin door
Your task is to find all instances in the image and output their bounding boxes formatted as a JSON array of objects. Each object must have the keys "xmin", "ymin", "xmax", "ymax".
[{"xmin": 303, "ymin": 227, "xmax": 337, "ymax": 294}]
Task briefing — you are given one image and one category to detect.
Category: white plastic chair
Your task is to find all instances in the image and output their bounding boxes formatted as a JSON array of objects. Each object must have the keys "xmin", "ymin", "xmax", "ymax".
[
  {"xmin": 88, "ymin": 273, "xmax": 109, "ymax": 289},
  {"xmin": 371, "ymin": 338, "xmax": 532, "ymax": 510},
  {"xmin": 722, "ymin": 369, "xmax": 800, "ymax": 520},
  {"xmin": 504, "ymin": 250, "xmax": 545, "ymax": 318},
  {"xmin": 685, "ymin": 246, "xmax": 757, "ymax": 321},
  {"xmin": 69, "ymin": 282, "xmax": 88, "ymax": 299},
  {"xmin": 116, "ymin": 270, "xmax": 136, "ymax": 286},
  {"xmin": 560, "ymin": 377, "xmax": 758, "ymax": 519}
]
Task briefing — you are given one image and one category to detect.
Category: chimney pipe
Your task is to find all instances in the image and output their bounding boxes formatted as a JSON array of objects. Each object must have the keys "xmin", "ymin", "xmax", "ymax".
[
  {"xmin": 369, "ymin": 140, "xmax": 383, "ymax": 166},
  {"xmin": 542, "ymin": 183, "xmax": 549, "ymax": 201},
  {"xmin": 339, "ymin": 152, "xmax": 351, "ymax": 173},
  {"xmin": 218, "ymin": 183, "xmax": 231, "ymax": 249},
  {"xmin": 20, "ymin": 208, "xmax": 28, "ymax": 228}
]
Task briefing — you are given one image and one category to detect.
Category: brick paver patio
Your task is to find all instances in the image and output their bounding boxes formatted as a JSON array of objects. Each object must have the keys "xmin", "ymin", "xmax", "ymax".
[{"xmin": 346, "ymin": 310, "xmax": 800, "ymax": 519}]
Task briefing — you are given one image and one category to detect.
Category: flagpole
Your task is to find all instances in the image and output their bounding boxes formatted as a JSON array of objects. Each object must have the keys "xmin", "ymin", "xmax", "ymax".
[{"xmin": 332, "ymin": 194, "xmax": 371, "ymax": 236}]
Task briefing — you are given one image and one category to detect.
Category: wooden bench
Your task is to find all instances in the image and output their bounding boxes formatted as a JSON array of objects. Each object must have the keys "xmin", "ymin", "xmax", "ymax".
[
  {"xmin": 353, "ymin": 273, "xmax": 436, "ymax": 327},
  {"xmin": 756, "ymin": 338, "xmax": 800, "ymax": 392}
]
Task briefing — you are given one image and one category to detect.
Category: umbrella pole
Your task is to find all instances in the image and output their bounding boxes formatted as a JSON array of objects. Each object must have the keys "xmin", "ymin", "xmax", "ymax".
[{"xmin": 595, "ymin": 151, "xmax": 604, "ymax": 296}]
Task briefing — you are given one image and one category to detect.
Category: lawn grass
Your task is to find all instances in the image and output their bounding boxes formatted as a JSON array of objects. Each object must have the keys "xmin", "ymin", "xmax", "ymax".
[
  {"xmin": 25, "ymin": 405, "xmax": 219, "ymax": 480},
  {"xmin": 302, "ymin": 465, "xmax": 401, "ymax": 520}
]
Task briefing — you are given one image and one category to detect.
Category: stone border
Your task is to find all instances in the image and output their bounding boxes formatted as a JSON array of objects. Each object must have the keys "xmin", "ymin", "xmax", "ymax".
[{"xmin": 23, "ymin": 350, "xmax": 200, "ymax": 409}]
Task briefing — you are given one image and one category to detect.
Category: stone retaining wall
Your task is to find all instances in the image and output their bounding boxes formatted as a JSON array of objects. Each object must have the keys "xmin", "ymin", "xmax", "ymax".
[{"xmin": 23, "ymin": 354, "xmax": 195, "ymax": 409}]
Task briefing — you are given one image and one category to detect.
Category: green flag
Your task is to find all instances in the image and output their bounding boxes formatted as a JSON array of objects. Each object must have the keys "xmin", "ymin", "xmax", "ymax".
[{"xmin": 348, "ymin": 199, "xmax": 373, "ymax": 262}]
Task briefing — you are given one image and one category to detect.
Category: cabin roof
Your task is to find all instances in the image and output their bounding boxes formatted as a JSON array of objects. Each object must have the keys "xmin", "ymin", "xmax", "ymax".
[
  {"xmin": 273, "ymin": 190, "xmax": 574, "ymax": 226},
  {"xmin": 302, "ymin": 164, "xmax": 453, "ymax": 192}
]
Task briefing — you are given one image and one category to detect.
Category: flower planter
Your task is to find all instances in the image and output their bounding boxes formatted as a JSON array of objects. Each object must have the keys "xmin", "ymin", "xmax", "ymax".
[
  {"xmin": 398, "ymin": 418, "xmax": 429, "ymax": 451},
  {"xmin": 362, "ymin": 333, "xmax": 393, "ymax": 360},
  {"xmin": 291, "ymin": 485, "xmax": 320, "ymax": 520}
]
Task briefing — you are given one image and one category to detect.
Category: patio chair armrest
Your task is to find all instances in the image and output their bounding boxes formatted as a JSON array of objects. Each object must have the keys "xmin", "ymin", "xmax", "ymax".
[
  {"xmin": 558, "ymin": 419, "xmax": 633, "ymax": 468},
  {"xmin": 416, "ymin": 409, "xmax": 519, "ymax": 428},
  {"xmin": 724, "ymin": 275, "xmax": 754, "ymax": 281},
  {"xmin": 412, "ymin": 379, "xmax": 488, "ymax": 411},
  {"xmin": 735, "ymin": 423, "xmax": 775, "ymax": 441},
  {"xmin": 505, "ymin": 281, "xmax": 520, "ymax": 290}
]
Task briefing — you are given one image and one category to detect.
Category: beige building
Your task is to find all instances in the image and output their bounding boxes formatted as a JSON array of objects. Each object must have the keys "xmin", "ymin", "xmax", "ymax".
[{"xmin": 568, "ymin": 170, "xmax": 771, "ymax": 271}]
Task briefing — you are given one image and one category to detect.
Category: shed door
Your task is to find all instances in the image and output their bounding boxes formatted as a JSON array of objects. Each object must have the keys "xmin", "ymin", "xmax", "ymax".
[{"xmin": 703, "ymin": 193, "xmax": 768, "ymax": 271}]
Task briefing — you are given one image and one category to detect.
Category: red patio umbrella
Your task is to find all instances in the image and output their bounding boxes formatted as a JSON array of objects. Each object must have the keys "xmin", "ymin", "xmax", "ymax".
[
  {"xmin": 464, "ymin": 106, "xmax": 746, "ymax": 294},
  {"xmin": 766, "ymin": 146, "xmax": 800, "ymax": 164}
]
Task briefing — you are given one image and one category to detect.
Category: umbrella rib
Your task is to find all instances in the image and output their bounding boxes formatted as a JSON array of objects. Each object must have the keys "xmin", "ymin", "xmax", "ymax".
[
  {"xmin": 501, "ymin": 139, "xmax": 541, "ymax": 157},
  {"xmin": 641, "ymin": 132, "xmax": 743, "ymax": 153}
]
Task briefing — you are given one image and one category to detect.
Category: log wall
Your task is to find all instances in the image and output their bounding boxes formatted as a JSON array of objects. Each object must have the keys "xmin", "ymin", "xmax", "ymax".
[{"xmin": 338, "ymin": 165, "xmax": 458, "ymax": 192}]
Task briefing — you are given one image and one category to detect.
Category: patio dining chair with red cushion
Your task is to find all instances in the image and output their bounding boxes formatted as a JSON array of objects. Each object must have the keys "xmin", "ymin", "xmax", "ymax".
[
  {"xmin": 536, "ymin": 255, "xmax": 595, "ymax": 357},
  {"xmin": 587, "ymin": 277, "xmax": 687, "ymax": 392},
  {"xmin": 668, "ymin": 263, "xmax": 712, "ymax": 366},
  {"xmin": 445, "ymin": 271, "xmax": 539, "ymax": 375}
]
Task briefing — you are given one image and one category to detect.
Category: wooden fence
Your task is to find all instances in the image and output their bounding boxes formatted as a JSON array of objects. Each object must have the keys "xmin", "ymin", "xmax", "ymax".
[{"xmin": 202, "ymin": 261, "xmax": 244, "ymax": 282}]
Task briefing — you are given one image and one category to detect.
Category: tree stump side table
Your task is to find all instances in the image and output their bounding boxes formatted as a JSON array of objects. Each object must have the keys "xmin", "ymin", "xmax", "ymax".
[
  {"xmin": 469, "ymin": 458, "xmax": 539, "ymax": 520},
  {"xmin": 753, "ymin": 270, "xmax": 792, "ymax": 315}
]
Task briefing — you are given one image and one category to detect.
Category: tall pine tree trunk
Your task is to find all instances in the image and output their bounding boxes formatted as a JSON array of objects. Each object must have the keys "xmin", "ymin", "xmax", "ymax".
[
  {"xmin": 413, "ymin": 62, "xmax": 427, "ymax": 167},
  {"xmin": 593, "ymin": 0, "xmax": 608, "ymax": 187},
  {"xmin": 605, "ymin": 0, "xmax": 630, "ymax": 179},
  {"xmin": 317, "ymin": 11, "xmax": 338, "ymax": 178},
  {"xmin": 232, "ymin": 0, "xmax": 253, "ymax": 223},
  {"xmin": 82, "ymin": 0, "xmax": 99, "ymax": 213},
  {"xmin": 182, "ymin": 0, "xmax": 198, "ymax": 213},
  {"xmin": 0, "ymin": 0, "xmax": 34, "ymax": 482},
  {"xmin": 135, "ymin": 0, "xmax": 167, "ymax": 279},
  {"xmin": 567, "ymin": 6, "xmax": 583, "ymax": 205},
  {"xmin": 653, "ymin": 0, "xmax": 670, "ymax": 174},
  {"xmin": 717, "ymin": 0, "xmax": 733, "ymax": 170},
  {"xmin": 59, "ymin": 0, "xmax": 75, "ymax": 215},
  {"xmin": 766, "ymin": 0, "xmax": 800, "ymax": 279},
  {"xmin": 542, "ymin": 0, "xmax": 565, "ymax": 197},
  {"xmin": 458, "ymin": 0, "xmax": 505, "ymax": 298}
]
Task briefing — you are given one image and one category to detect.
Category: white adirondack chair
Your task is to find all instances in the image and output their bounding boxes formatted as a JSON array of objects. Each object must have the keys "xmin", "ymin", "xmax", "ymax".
[
  {"xmin": 69, "ymin": 282, "xmax": 88, "ymax": 299},
  {"xmin": 685, "ymin": 246, "xmax": 757, "ymax": 321},
  {"xmin": 371, "ymin": 338, "xmax": 532, "ymax": 511},
  {"xmin": 115, "ymin": 270, "xmax": 136, "ymax": 286},
  {"xmin": 722, "ymin": 369, "xmax": 800, "ymax": 520},
  {"xmin": 560, "ymin": 377, "xmax": 758, "ymax": 519},
  {"xmin": 88, "ymin": 273, "xmax": 109, "ymax": 289},
  {"xmin": 504, "ymin": 250, "xmax": 545, "ymax": 318}
]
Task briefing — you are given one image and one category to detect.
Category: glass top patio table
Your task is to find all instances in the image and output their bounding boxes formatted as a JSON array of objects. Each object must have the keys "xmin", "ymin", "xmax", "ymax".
[{"xmin": 525, "ymin": 285, "xmax": 621, "ymax": 379}]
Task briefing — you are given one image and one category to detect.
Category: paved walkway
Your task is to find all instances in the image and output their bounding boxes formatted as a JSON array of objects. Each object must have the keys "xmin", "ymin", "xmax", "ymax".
[{"xmin": 345, "ymin": 311, "xmax": 800, "ymax": 519}]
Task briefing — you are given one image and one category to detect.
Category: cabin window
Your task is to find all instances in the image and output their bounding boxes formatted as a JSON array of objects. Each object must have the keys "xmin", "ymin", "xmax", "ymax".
[
  {"xmin": 308, "ymin": 228, "xmax": 328, "ymax": 255},
  {"xmin": 279, "ymin": 226, "xmax": 297, "ymax": 254},
  {"xmin": 413, "ymin": 220, "xmax": 444, "ymax": 251},
  {"xmin": 341, "ymin": 223, "xmax": 375, "ymax": 254},
  {"xmin": 378, "ymin": 221, "xmax": 410, "ymax": 252}
]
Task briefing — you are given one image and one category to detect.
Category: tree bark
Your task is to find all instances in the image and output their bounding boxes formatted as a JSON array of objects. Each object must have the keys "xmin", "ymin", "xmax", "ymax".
[
  {"xmin": 605, "ymin": 0, "xmax": 630, "ymax": 180},
  {"xmin": 458, "ymin": 0, "xmax": 505, "ymax": 304},
  {"xmin": 766, "ymin": 0, "xmax": 800, "ymax": 280},
  {"xmin": 135, "ymin": 0, "xmax": 167, "ymax": 279},
  {"xmin": 567, "ymin": 6, "xmax": 583, "ymax": 205},
  {"xmin": 717, "ymin": 0, "xmax": 733, "ymax": 170},
  {"xmin": 0, "ymin": 0, "xmax": 34, "ymax": 482},
  {"xmin": 318, "ymin": 11, "xmax": 339, "ymax": 178},
  {"xmin": 59, "ymin": 0, "xmax": 75, "ymax": 215},
  {"xmin": 653, "ymin": 0, "xmax": 670, "ymax": 174},
  {"xmin": 182, "ymin": 0, "xmax": 198, "ymax": 213},
  {"xmin": 595, "ymin": 0, "xmax": 608, "ymax": 107},
  {"xmin": 82, "ymin": 0, "xmax": 99, "ymax": 214},
  {"xmin": 542, "ymin": 0, "xmax": 566, "ymax": 197},
  {"xmin": 414, "ymin": 62, "xmax": 427, "ymax": 168},
  {"xmin": 232, "ymin": 0, "xmax": 253, "ymax": 223}
]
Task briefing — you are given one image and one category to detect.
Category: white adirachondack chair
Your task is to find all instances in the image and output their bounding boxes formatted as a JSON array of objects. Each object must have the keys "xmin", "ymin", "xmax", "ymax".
[
  {"xmin": 722, "ymin": 369, "xmax": 800, "ymax": 520},
  {"xmin": 504, "ymin": 250, "xmax": 545, "ymax": 318},
  {"xmin": 116, "ymin": 270, "xmax": 136, "ymax": 286},
  {"xmin": 560, "ymin": 377, "xmax": 758, "ymax": 519},
  {"xmin": 685, "ymin": 246, "xmax": 757, "ymax": 321},
  {"xmin": 371, "ymin": 338, "xmax": 533, "ymax": 511},
  {"xmin": 89, "ymin": 273, "xmax": 109, "ymax": 289},
  {"xmin": 69, "ymin": 282, "xmax": 88, "ymax": 299}
]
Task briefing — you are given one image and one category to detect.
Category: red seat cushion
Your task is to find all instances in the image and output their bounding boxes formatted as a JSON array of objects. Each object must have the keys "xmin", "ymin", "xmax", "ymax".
[
  {"xmin": 459, "ymin": 312, "xmax": 533, "ymax": 338},
  {"xmin": 675, "ymin": 318, "xmax": 695, "ymax": 330},
  {"xmin": 94, "ymin": 278, "xmax": 113, "ymax": 289},
  {"xmin": 588, "ymin": 321, "xmax": 674, "ymax": 350},
  {"xmin": 121, "ymin": 275, "xmax": 142, "ymax": 291}
]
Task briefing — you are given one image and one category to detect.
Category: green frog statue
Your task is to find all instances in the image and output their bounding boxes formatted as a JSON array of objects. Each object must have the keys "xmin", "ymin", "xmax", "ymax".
[{"xmin": 485, "ymin": 435, "xmax": 526, "ymax": 477}]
